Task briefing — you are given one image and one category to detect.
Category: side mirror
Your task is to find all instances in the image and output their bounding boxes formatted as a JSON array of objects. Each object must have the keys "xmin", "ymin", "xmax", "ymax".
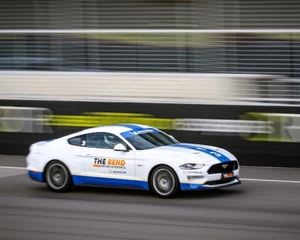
[{"xmin": 114, "ymin": 143, "xmax": 128, "ymax": 152}]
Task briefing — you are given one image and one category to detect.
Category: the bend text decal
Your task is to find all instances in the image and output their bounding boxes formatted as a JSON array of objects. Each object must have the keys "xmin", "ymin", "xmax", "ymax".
[{"xmin": 93, "ymin": 158, "xmax": 126, "ymax": 169}]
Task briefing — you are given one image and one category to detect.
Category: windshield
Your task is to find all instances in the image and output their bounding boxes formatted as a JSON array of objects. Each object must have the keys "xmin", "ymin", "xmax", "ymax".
[{"xmin": 121, "ymin": 129, "xmax": 179, "ymax": 150}]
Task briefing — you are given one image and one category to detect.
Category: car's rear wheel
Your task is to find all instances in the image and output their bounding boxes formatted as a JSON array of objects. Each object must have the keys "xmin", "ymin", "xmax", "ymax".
[
  {"xmin": 150, "ymin": 166, "xmax": 179, "ymax": 198},
  {"xmin": 45, "ymin": 161, "xmax": 72, "ymax": 192}
]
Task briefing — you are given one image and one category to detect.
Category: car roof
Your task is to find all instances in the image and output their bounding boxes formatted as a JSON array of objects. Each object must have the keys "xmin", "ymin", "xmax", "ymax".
[{"xmin": 66, "ymin": 123, "xmax": 155, "ymax": 138}]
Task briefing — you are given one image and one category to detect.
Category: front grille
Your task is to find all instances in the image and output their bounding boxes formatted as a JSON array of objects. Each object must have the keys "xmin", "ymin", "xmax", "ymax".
[
  {"xmin": 207, "ymin": 161, "xmax": 238, "ymax": 174},
  {"xmin": 205, "ymin": 177, "xmax": 237, "ymax": 186}
]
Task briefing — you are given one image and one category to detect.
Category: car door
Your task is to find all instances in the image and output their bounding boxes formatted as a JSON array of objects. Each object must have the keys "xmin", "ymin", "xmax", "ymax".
[{"xmin": 80, "ymin": 132, "xmax": 136, "ymax": 181}]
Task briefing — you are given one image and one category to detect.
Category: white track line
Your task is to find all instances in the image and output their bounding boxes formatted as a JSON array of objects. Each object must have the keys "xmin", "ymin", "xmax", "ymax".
[
  {"xmin": 0, "ymin": 166, "xmax": 26, "ymax": 170},
  {"xmin": 1, "ymin": 29, "xmax": 300, "ymax": 34},
  {"xmin": 240, "ymin": 178, "xmax": 300, "ymax": 184},
  {"xmin": 0, "ymin": 166, "xmax": 300, "ymax": 184}
]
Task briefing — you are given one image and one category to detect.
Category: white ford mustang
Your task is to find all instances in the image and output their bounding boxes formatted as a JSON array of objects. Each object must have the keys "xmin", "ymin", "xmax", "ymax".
[{"xmin": 26, "ymin": 124, "xmax": 240, "ymax": 198}]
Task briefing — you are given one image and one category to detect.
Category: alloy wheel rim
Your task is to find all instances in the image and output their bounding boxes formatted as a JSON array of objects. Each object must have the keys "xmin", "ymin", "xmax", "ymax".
[
  {"xmin": 153, "ymin": 169, "xmax": 175, "ymax": 196},
  {"xmin": 47, "ymin": 163, "xmax": 68, "ymax": 189}
]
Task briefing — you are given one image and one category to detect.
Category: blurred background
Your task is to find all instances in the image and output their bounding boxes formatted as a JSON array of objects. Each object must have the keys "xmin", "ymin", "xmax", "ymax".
[{"xmin": 0, "ymin": 0, "xmax": 299, "ymax": 166}]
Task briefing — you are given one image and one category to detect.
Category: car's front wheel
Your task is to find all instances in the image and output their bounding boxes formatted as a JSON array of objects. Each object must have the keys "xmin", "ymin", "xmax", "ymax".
[
  {"xmin": 150, "ymin": 166, "xmax": 179, "ymax": 198},
  {"xmin": 45, "ymin": 160, "xmax": 73, "ymax": 192}
]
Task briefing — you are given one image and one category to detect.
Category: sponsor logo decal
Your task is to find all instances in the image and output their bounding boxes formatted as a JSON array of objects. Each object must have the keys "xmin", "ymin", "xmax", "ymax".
[
  {"xmin": 4, "ymin": 107, "xmax": 297, "ymax": 143},
  {"xmin": 93, "ymin": 158, "xmax": 126, "ymax": 169},
  {"xmin": 3, "ymin": 106, "xmax": 299, "ymax": 143}
]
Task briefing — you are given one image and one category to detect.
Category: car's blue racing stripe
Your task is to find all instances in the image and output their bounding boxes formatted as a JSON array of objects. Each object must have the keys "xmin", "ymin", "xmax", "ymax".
[
  {"xmin": 121, "ymin": 131, "xmax": 134, "ymax": 138},
  {"xmin": 119, "ymin": 124, "xmax": 158, "ymax": 139},
  {"xmin": 118, "ymin": 124, "xmax": 145, "ymax": 132},
  {"xmin": 72, "ymin": 175, "xmax": 149, "ymax": 190},
  {"xmin": 119, "ymin": 124, "xmax": 145, "ymax": 138},
  {"xmin": 170, "ymin": 143, "xmax": 230, "ymax": 163}
]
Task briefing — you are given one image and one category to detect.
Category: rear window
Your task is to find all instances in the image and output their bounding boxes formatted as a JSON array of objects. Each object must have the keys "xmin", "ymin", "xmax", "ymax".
[{"xmin": 68, "ymin": 135, "xmax": 87, "ymax": 147}]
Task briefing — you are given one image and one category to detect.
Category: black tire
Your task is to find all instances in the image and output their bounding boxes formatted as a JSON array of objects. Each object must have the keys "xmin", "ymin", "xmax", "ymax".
[
  {"xmin": 150, "ymin": 165, "xmax": 179, "ymax": 198},
  {"xmin": 45, "ymin": 160, "xmax": 73, "ymax": 192}
]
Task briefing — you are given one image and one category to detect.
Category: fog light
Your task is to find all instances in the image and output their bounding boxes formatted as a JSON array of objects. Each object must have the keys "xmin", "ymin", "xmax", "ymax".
[{"xmin": 187, "ymin": 175, "xmax": 204, "ymax": 180}]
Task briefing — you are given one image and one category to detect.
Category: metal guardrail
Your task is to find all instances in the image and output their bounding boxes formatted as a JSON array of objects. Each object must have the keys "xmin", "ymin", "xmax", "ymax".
[
  {"xmin": 1, "ymin": 0, "xmax": 300, "ymax": 106},
  {"xmin": 1, "ymin": 0, "xmax": 300, "ymax": 29},
  {"xmin": 1, "ymin": 30, "xmax": 300, "ymax": 107},
  {"xmin": 0, "ymin": 71, "xmax": 299, "ymax": 106},
  {"xmin": 0, "ymin": 31, "xmax": 300, "ymax": 77}
]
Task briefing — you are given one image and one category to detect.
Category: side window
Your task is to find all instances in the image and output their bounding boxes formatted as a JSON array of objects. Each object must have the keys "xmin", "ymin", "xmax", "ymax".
[
  {"xmin": 87, "ymin": 133, "xmax": 106, "ymax": 148},
  {"xmin": 86, "ymin": 132, "xmax": 126, "ymax": 149},
  {"xmin": 104, "ymin": 133, "xmax": 125, "ymax": 148},
  {"xmin": 68, "ymin": 135, "xmax": 87, "ymax": 147}
]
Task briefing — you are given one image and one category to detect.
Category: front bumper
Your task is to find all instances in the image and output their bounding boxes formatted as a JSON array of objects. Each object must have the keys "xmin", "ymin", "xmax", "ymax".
[
  {"xmin": 179, "ymin": 162, "xmax": 240, "ymax": 191},
  {"xmin": 180, "ymin": 177, "xmax": 241, "ymax": 191}
]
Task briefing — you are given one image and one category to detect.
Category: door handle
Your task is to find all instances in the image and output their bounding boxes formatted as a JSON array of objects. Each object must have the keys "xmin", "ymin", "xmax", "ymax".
[{"xmin": 76, "ymin": 154, "xmax": 92, "ymax": 157}]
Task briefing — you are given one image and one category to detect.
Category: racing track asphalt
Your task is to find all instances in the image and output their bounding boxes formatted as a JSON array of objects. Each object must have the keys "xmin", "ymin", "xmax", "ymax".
[{"xmin": 0, "ymin": 155, "xmax": 300, "ymax": 240}]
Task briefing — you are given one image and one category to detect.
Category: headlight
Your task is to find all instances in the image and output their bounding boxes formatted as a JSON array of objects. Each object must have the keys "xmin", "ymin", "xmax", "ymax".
[{"xmin": 179, "ymin": 163, "xmax": 205, "ymax": 170}]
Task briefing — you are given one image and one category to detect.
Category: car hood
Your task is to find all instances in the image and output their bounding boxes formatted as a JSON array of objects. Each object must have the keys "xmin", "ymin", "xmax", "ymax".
[{"xmin": 143, "ymin": 143, "xmax": 236, "ymax": 165}]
